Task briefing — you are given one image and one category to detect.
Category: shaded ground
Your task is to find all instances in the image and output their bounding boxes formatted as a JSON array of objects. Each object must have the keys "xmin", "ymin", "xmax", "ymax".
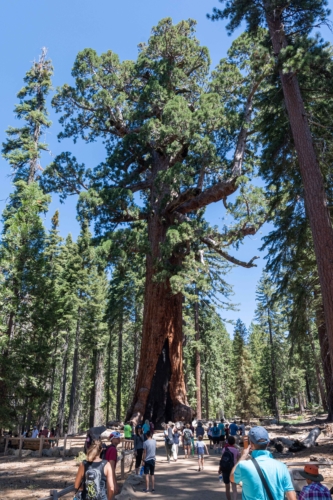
[{"xmin": 1, "ymin": 416, "xmax": 333, "ymax": 499}]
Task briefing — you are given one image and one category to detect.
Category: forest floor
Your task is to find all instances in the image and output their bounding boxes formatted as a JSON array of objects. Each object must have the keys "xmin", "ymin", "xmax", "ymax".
[{"xmin": 1, "ymin": 416, "xmax": 333, "ymax": 499}]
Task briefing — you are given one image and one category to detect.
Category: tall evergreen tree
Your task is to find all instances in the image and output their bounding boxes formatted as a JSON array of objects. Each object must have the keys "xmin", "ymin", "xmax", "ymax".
[
  {"xmin": 210, "ymin": 0, "xmax": 333, "ymax": 390},
  {"xmin": 42, "ymin": 19, "xmax": 268, "ymax": 423}
]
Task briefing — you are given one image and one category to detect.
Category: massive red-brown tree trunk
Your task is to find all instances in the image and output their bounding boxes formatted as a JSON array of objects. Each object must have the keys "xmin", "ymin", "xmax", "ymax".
[
  {"xmin": 265, "ymin": 8, "xmax": 333, "ymax": 378},
  {"xmin": 127, "ymin": 167, "xmax": 192, "ymax": 424}
]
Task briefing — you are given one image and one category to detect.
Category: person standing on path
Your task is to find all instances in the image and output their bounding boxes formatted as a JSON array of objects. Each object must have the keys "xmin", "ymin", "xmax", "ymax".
[
  {"xmin": 74, "ymin": 439, "xmax": 114, "ymax": 500},
  {"xmin": 219, "ymin": 436, "xmax": 240, "ymax": 500},
  {"xmin": 229, "ymin": 421, "xmax": 238, "ymax": 437},
  {"xmin": 163, "ymin": 423, "xmax": 174, "ymax": 463},
  {"xmin": 183, "ymin": 424, "xmax": 193, "ymax": 459},
  {"xmin": 218, "ymin": 419, "xmax": 226, "ymax": 452},
  {"xmin": 195, "ymin": 435, "xmax": 209, "ymax": 472},
  {"xmin": 134, "ymin": 425, "xmax": 145, "ymax": 476},
  {"xmin": 211, "ymin": 422, "xmax": 221, "ymax": 453},
  {"xmin": 142, "ymin": 431, "xmax": 156, "ymax": 493},
  {"xmin": 142, "ymin": 420, "xmax": 150, "ymax": 441},
  {"xmin": 31, "ymin": 426, "xmax": 38, "ymax": 438},
  {"xmin": 196, "ymin": 421, "xmax": 205, "ymax": 439},
  {"xmin": 207, "ymin": 423, "xmax": 213, "ymax": 449},
  {"xmin": 230, "ymin": 426, "xmax": 296, "ymax": 500},
  {"xmin": 298, "ymin": 465, "xmax": 331, "ymax": 499},
  {"xmin": 172, "ymin": 426, "xmax": 181, "ymax": 461},
  {"xmin": 105, "ymin": 431, "xmax": 121, "ymax": 497},
  {"xmin": 123, "ymin": 421, "xmax": 132, "ymax": 450}
]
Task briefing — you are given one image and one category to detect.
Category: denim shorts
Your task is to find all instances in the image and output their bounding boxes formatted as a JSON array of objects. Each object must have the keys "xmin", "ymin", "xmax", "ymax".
[{"xmin": 144, "ymin": 459, "xmax": 155, "ymax": 475}]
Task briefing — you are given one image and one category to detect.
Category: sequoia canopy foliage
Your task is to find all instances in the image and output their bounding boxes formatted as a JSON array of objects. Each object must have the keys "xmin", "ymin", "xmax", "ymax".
[{"xmin": 0, "ymin": 14, "xmax": 332, "ymax": 432}]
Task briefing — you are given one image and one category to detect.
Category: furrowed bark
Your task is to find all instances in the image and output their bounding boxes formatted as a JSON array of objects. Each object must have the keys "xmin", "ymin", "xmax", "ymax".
[
  {"xmin": 194, "ymin": 293, "xmax": 202, "ymax": 420},
  {"xmin": 316, "ymin": 303, "xmax": 333, "ymax": 420},
  {"xmin": 127, "ymin": 165, "xmax": 192, "ymax": 424},
  {"xmin": 265, "ymin": 6, "xmax": 333, "ymax": 378}
]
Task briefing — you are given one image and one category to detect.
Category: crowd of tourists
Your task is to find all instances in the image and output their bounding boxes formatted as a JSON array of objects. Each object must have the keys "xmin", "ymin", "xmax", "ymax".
[{"xmin": 74, "ymin": 419, "xmax": 332, "ymax": 500}]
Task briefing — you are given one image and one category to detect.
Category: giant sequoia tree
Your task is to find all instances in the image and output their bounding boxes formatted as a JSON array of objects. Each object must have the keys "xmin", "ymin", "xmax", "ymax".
[{"xmin": 43, "ymin": 19, "xmax": 267, "ymax": 423}]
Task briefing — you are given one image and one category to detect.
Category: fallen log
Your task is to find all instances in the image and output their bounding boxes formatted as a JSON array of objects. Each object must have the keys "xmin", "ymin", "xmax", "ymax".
[{"xmin": 272, "ymin": 427, "xmax": 321, "ymax": 453}]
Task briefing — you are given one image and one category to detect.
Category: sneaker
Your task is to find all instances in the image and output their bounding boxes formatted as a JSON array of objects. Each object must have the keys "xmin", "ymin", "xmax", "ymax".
[
  {"xmin": 151, "ymin": 489, "xmax": 155, "ymax": 493},
  {"xmin": 142, "ymin": 489, "xmax": 149, "ymax": 493}
]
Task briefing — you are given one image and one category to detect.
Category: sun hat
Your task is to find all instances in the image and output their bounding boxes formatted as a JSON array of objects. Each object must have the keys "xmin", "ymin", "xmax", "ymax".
[
  {"xmin": 248, "ymin": 426, "xmax": 270, "ymax": 445},
  {"xmin": 109, "ymin": 431, "xmax": 122, "ymax": 441},
  {"xmin": 299, "ymin": 465, "xmax": 324, "ymax": 482}
]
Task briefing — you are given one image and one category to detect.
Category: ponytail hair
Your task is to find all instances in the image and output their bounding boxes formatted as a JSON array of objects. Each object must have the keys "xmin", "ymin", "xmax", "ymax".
[{"xmin": 86, "ymin": 439, "xmax": 102, "ymax": 462}]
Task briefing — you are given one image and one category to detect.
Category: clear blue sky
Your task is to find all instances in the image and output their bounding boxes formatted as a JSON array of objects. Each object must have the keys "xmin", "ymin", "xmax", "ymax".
[{"xmin": 1, "ymin": 0, "xmax": 332, "ymax": 334}]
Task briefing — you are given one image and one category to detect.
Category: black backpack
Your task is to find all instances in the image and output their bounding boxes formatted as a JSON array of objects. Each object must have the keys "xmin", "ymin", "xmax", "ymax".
[
  {"xmin": 220, "ymin": 448, "xmax": 234, "ymax": 472},
  {"xmin": 83, "ymin": 460, "xmax": 107, "ymax": 500}
]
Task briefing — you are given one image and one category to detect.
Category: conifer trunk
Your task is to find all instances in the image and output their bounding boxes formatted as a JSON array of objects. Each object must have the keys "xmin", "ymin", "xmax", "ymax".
[
  {"xmin": 106, "ymin": 327, "xmax": 112, "ymax": 424},
  {"xmin": 316, "ymin": 304, "xmax": 333, "ymax": 420},
  {"xmin": 194, "ymin": 297, "xmax": 202, "ymax": 420},
  {"xmin": 308, "ymin": 326, "xmax": 328, "ymax": 413},
  {"xmin": 68, "ymin": 310, "xmax": 81, "ymax": 434},
  {"xmin": 265, "ymin": 7, "xmax": 333, "ymax": 377},
  {"xmin": 127, "ymin": 197, "xmax": 191, "ymax": 425},
  {"xmin": 268, "ymin": 310, "xmax": 279, "ymax": 421},
  {"xmin": 205, "ymin": 372, "xmax": 209, "ymax": 419},
  {"xmin": 57, "ymin": 332, "xmax": 69, "ymax": 436},
  {"xmin": 116, "ymin": 314, "xmax": 123, "ymax": 421},
  {"xmin": 93, "ymin": 349, "xmax": 105, "ymax": 426}
]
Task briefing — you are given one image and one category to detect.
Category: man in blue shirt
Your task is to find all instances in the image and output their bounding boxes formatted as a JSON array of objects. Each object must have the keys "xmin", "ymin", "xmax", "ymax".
[
  {"xmin": 230, "ymin": 426, "xmax": 296, "ymax": 500},
  {"xmin": 229, "ymin": 421, "xmax": 238, "ymax": 436}
]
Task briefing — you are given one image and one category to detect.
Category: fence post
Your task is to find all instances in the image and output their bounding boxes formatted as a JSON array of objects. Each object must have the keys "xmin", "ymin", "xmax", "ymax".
[
  {"xmin": 18, "ymin": 435, "xmax": 23, "ymax": 458},
  {"xmin": 63, "ymin": 434, "xmax": 67, "ymax": 457},
  {"xmin": 50, "ymin": 489, "xmax": 58, "ymax": 500},
  {"xmin": 4, "ymin": 437, "xmax": 8, "ymax": 456},
  {"xmin": 121, "ymin": 450, "xmax": 125, "ymax": 480},
  {"xmin": 39, "ymin": 435, "xmax": 44, "ymax": 458}
]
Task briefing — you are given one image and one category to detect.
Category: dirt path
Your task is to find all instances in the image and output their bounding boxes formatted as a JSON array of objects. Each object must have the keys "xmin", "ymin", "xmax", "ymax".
[{"xmin": 148, "ymin": 445, "xmax": 239, "ymax": 500}]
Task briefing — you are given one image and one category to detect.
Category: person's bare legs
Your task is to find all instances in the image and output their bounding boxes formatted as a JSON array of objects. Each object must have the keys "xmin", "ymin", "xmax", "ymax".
[
  {"xmin": 151, "ymin": 475, "xmax": 155, "ymax": 490},
  {"xmin": 202, "ymin": 456, "xmax": 204, "ymax": 470},
  {"xmin": 145, "ymin": 474, "xmax": 149, "ymax": 491},
  {"xmin": 232, "ymin": 482, "xmax": 237, "ymax": 500},
  {"xmin": 225, "ymin": 483, "xmax": 231, "ymax": 500}
]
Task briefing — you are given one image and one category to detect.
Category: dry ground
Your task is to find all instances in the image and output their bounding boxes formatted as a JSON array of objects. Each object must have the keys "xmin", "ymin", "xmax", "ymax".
[{"xmin": 1, "ymin": 416, "xmax": 333, "ymax": 499}]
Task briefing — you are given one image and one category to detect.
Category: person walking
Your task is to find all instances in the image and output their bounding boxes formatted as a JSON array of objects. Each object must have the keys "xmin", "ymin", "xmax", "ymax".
[
  {"xmin": 196, "ymin": 421, "xmax": 205, "ymax": 439},
  {"xmin": 142, "ymin": 431, "xmax": 156, "ymax": 493},
  {"xmin": 163, "ymin": 423, "xmax": 173, "ymax": 463},
  {"xmin": 183, "ymin": 424, "xmax": 193, "ymax": 459},
  {"xmin": 207, "ymin": 423, "xmax": 213, "ymax": 449},
  {"xmin": 134, "ymin": 425, "xmax": 145, "ymax": 476},
  {"xmin": 218, "ymin": 419, "xmax": 226, "ymax": 452},
  {"xmin": 219, "ymin": 436, "xmax": 240, "ymax": 500},
  {"xmin": 230, "ymin": 426, "xmax": 296, "ymax": 500},
  {"xmin": 172, "ymin": 426, "xmax": 181, "ymax": 461},
  {"xmin": 229, "ymin": 421, "xmax": 238, "ymax": 437},
  {"xmin": 211, "ymin": 422, "xmax": 221, "ymax": 453},
  {"xmin": 225, "ymin": 422, "xmax": 230, "ymax": 439},
  {"xmin": 195, "ymin": 435, "xmax": 209, "ymax": 471},
  {"xmin": 298, "ymin": 465, "xmax": 331, "ymax": 499},
  {"xmin": 105, "ymin": 431, "xmax": 121, "ymax": 497},
  {"xmin": 74, "ymin": 439, "xmax": 114, "ymax": 500}
]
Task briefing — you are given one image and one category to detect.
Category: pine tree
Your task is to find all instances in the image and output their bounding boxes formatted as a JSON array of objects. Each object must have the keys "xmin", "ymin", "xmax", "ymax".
[{"xmin": 2, "ymin": 48, "xmax": 52, "ymax": 185}]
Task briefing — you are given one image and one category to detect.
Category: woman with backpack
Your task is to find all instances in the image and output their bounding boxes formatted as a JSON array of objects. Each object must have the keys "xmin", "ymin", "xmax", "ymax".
[
  {"xmin": 182, "ymin": 424, "xmax": 193, "ymax": 459},
  {"xmin": 163, "ymin": 423, "xmax": 174, "ymax": 463},
  {"xmin": 74, "ymin": 439, "xmax": 114, "ymax": 500},
  {"xmin": 218, "ymin": 436, "xmax": 240, "ymax": 500},
  {"xmin": 134, "ymin": 425, "xmax": 145, "ymax": 476}
]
